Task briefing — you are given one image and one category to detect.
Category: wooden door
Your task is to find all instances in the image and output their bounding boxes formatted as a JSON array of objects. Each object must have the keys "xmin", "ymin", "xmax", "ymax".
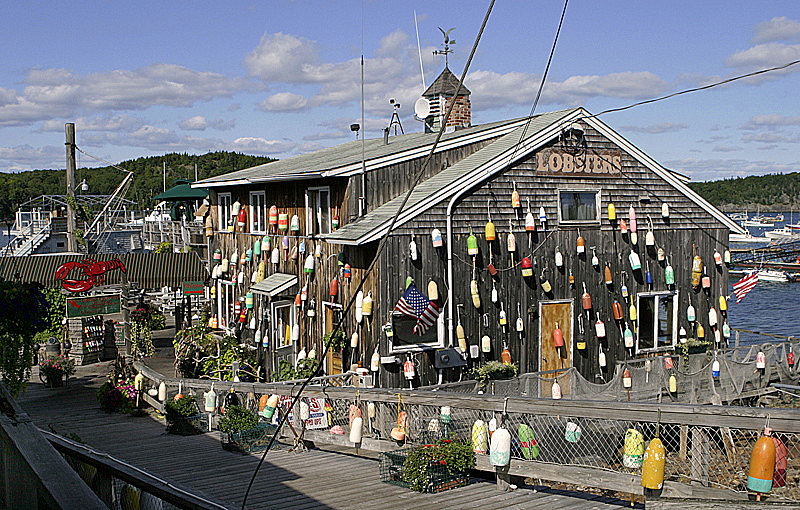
[
  {"xmin": 325, "ymin": 306, "xmax": 343, "ymax": 375},
  {"xmin": 539, "ymin": 300, "xmax": 573, "ymax": 397}
]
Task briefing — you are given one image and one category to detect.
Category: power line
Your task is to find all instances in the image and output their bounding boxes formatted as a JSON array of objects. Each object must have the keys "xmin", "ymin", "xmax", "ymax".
[
  {"xmin": 74, "ymin": 146, "xmax": 130, "ymax": 174},
  {"xmin": 240, "ymin": 2, "xmax": 497, "ymax": 508}
]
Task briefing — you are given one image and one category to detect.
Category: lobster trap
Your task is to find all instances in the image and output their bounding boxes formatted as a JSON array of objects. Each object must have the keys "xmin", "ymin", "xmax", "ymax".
[
  {"xmin": 221, "ymin": 422, "xmax": 280, "ymax": 454},
  {"xmin": 379, "ymin": 448, "xmax": 470, "ymax": 493}
]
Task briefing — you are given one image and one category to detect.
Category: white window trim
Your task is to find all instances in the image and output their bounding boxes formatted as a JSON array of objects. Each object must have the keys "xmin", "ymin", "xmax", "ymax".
[
  {"xmin": 271, "ymin": 300, "xmax": 297, "ymax": 348},
  {"xmin": 249, "ymin": 191, "xmax": 266, "ymax": 234},
  {"xmin": 218, "ymin": 193, "xmax": 232, "ymax": 233},
  {"xmin": 557, "ymin": 189, "xmax": 601, "ymax": 225},
  {"xmin": 305, "ymin": 186, "xmax": 331, "ymax": 235},
  {"xmin": 217, "ymin": 280, "xmax": 235, "ymax": 332},
  {"xmin": 635, "ymin": 290, "xmax": 679, "ymax": 354}
]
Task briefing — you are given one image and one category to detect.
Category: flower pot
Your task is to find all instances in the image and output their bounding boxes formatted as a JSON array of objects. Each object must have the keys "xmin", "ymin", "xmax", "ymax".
[{"xmin": 40, "ymin": 370, "xmax": 64, "ymax": 388}]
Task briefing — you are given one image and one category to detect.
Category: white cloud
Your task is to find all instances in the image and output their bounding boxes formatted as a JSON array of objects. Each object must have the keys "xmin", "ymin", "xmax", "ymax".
[
  {"xmin": 726, "ymin": 43, "xmax": 800, "ymax": 70},
  {"xmin": 712, "ymin": 145, "xmax": 740, "ymax": 153},
  {"xmin": 620, "ymin": 122, "xmax": 688, "ymax": 134},
  {"xmin": 180, "ymin": 115, "xmax": 208, "ymax": 130},
  {"xmin": 40, "ymin": 114, "xmax": 146, "ymax": 133},
  {"xmin": 258, "ymin": 92, "xmax": 309, "ymax": 112},
  {"xmin": 0, "ymin": 144, "xmax": 63, "ymax": 171},
  {"xmin": 245, "ymin": 33, "xmax": 321, "ymax": 82},
  {"xmin": 753, "ymin": 16, "xmax": 800, "ymax": 44},
  {"xmin": 744, "ymin": 113, "xmax": 800, "ymax": 128},
  {"xmin": 0, "ymin": 64, "xmax": 248, "ymax": 126},
  {"xmin": 665, "ymin": 157, "xmax": 799, "ymax": 181},
  {"xmin": 229, "ymin": 137, "xmax": 296, "ymax": 155}
]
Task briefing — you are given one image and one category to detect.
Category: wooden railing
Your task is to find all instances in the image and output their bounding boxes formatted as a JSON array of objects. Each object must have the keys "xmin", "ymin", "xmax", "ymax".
[
  {"xmin": 134, "ymin": 361, "xmax": 800, "ymax": 503},
  {"xmin": 0, "ymin": 382, "xmax": 105, "ymax": 509}
]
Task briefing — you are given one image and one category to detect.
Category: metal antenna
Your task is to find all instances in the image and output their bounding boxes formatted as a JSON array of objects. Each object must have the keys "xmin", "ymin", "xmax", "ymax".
[{"xmin": 433, "ymin": 27, "xmax": 456, "ymax": 68}]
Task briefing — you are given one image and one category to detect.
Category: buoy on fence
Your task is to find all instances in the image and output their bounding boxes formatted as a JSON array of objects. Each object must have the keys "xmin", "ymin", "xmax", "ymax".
[
  {"xmin": 623, "ymin": 367, "xmax": 632, "ymax": 388},
  {"xmin": 565, "ymin": 422, "xmax": 581, "ymax": 443},
  {"xmin": 258, "ymin": 394, "xmax": 269, "ymax": 413},
  {"xmin": 756, "ymin": 351, "xmax": 766, "ymax": 370},
  {"xmin": 490, "ymin": 427, "xmax": 511, "ymax": 466},
  {"xmin": 623, "ymin": 428, "xmax": 645, "ymax": 468},
  {"xmin": 608, "ymin": 202, "xmax": 617, "ymax": 221},
  {"xmin": 669, "ymin": 374, "xmax": 677, "ymax": 393},
  {"xmin": 481, "ymin": 335, "xmax": 491, "ymax": 353},
  {"xmin": 553, "ymin": 322, "xmax": 565, "ymax": 348},
  {"xmin": 518, "ymin": 424, "xmax": 539, "ymax": 460},
  {"xmin": 471, "ymin": 279, "xmax": 481, "ymax": 309},
  {"xmin": 748, "ymin": 427, "xmax": 776, "ymax": 498},
  {"xmin": 551, "ymin": 380, "xmax": 562, "ymax": 399},
  {"xmin": 472, "ymin": 420, "xmax": 489, "ymax": 454},
  {"xmin": 367, "ymin": 402, "xmax": 376, "ymax": 420},
  {"xmin": 773, "ymin": 435, "xmax": 788, "ymax": 488},
  {"xmin": 349, "ymin": 417, "xmax": 363, "ymax": 445},
  {"xmin": 158, "ymin": 381, "xmax": 166, "ymax": 402},
  {"xmin": 642, "ymin": 438, "xmax": 666, "ymax": 490},
  {"xmin": 577, "ymin": 233, "xmax": 585, "ymax": 255},
  {"xmin": 262, "ymin": 395, "xmax": 279, "ymax": 419},
  {"xmin": 431, "ymin": 228, "xmax": 443, "ymax": 248},
  {"xmin": 290, "ymin": 214, "xmax": 300, "ymax": 233}
]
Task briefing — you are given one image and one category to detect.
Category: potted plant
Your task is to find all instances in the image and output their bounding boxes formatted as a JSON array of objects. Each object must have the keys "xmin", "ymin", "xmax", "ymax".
[
  {"xmin": 470, "ymin": 361, "xmax": 518, "ymax": 390},
  {"xmin": 38, "ymin": 354, "xmax": 75, "ymax": 388},
  {"xmin": 219, "ymin": 405, "xmax": 276, "ymax": 453},
  {"xmin": 381, "ymin": 439, "xmax": 475, "ymax": 493},
  {"xmin": 322, "ymin": 330, "xmax": 347, "ymax": 352},
  {"xmin": 165, "ymin": 395, "xmax": 203, "ymax": 435}
]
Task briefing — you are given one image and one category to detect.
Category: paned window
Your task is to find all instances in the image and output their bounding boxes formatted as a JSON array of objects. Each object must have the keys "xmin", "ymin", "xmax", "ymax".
[
  {"xmin": 558, "ymin": 190, "xmax": 600, "ymax": 223},
  {"xmin": 636, "ymin": 291, "xmax": 679, "ymax": 352},
  {"xmin": 306, "ymin": 187, "xmax": 331, "ymax": 235},
  {"xmin": 249, "ymin": 191, "xmax": 266, "ymax": 233},
  {"xmin": 218, "ymin": 193, "xmax": 232, "ymax": 232}
]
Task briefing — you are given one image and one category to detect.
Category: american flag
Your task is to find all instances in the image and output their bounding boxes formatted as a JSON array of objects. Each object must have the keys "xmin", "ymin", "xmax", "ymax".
[
  {"xmin": 393, "ymin": 284, "xmax": 440, "ymax": 335},
  {"xmin": 733, "ymin": 271, "xmax": 759, "ymax": 303}
]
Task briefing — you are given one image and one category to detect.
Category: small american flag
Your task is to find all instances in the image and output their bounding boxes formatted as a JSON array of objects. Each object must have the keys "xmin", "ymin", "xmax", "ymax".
[
  {"xmin": 733, "ymin": 271, "xmax": 759, "ymax": 303},
  {"xmin": 393, "ymin": 284, "xmax": 440, "ymax": 335}
]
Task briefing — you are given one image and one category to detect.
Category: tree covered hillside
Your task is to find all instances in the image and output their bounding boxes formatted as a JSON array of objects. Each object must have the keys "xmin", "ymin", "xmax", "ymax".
[
  {"xmin": 687, "ymin": 172, "xmax": 800, "ymax": 211},
  {"xmin": 0, "ymin": 151, "xmax": 275, "ymax": 220}
]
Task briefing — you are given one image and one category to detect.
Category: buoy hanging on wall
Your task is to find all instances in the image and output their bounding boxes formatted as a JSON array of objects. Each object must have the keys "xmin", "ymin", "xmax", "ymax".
[
  {"xmin": 608, "ymin": 202, "xmax": 617, "ymax": 221},
  {"xmin": 471, "ymin": 280, "xmax": 481, "ymax": 309},
  {"xmin": 490, "ymin": 428, "xmax": 511, "ymax": 466},
  {"xmin": 553, "ymin": 322, "xmax": 564, "ymax": 347},
  {"xmin": 521, "ymin": 257, "xmax": 533, "ymax": 277},
  {"xmin": 472, "ymin": 420, "xmax": 488, "ymax": 454},
  {"xmin": 661, "ymin": 202, "xmax": 669, "ymax": 219},
  {"xmin": 481, "ymin": 335, "xmax": 491, "ymax": 353},
  {"xmin": 362, "ymin": 291, "xmax": 373, "ymax": 318},
  {"xmin": 409, "ymin": 239, "xmax": 418, "ymax": 261},
  {"xmin": 290, "ymin": 214, "xmax": 300, "ymax": 233},
  {"xmin": 467, "ymin": 230, "xmax": 478, "ymax": 256},
  {"xmin": 355, "ymin": 291, "xmax": 364, "ymax": 323},
  {"xmin": 431, "ymin": 228, "xmax": 443, "ymax": 248}
]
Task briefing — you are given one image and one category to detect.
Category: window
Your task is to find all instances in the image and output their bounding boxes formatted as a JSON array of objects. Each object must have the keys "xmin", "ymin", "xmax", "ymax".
[
  {"xmin": 558, "ymin": 190, "xmax": 600, "ymax": 223},
  {"xmin": 306, "ymin": 187, "xmax": 331, "ymax": 235},
  {"xmin": 636, "ymin": 291, "xmax": 679, "ymax": 353},
  {"xmin": 249, "ymin": 191, "xmax": 266, "ymax": 233},
  {"xmin": 218, "ymin": 193, "xmax": 232, "ymax": 232},
  {"xmin": 271, "ymin": 301, "xmax": 296, "ymax": 348},
  {"xmin": 218, "ymin": 280, "xmax": 235, "ymax": 330}
]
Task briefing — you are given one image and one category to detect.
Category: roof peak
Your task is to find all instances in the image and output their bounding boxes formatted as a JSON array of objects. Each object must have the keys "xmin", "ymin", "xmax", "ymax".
[{"xmin": 423, "ymin": 67, "xmax": 471, "ymax": 97}]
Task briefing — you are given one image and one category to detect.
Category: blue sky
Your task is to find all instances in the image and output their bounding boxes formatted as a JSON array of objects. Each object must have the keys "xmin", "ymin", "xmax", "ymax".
[{"xmin": 1, "ymin": 1, "xmax": 799, "ymax": 181}]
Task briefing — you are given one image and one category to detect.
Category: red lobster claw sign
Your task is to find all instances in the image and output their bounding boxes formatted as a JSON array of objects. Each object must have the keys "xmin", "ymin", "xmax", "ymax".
[{"xmin": 55, "ymin": 258, "xmax": 126, "ymax": 292}]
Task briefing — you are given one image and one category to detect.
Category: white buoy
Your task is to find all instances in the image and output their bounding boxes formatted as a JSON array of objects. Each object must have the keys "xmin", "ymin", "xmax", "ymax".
[
  {"xmin": 355, "ymin": 291, "xmax": 364, "ymax": 324},
  {"xmin": 307, "ymin": 348, "xmax": 316, "ymax": 359},
  {"xmin": 409, "ymin": 239, "xmax": 418, "ymax": 261},
  {"xmin": 204, "ymin": 384, "xmax": 217, "ymax": 413},
  {"xmin": 158, "ymin": 381, "xmax": 166, "ymax": 402},
  {"xmin": 292, "ymin": 323, "xmax": 300, "ymax": 342},
  {"xmin": 551, "ymin": 380, "xmax": 562, "ymax": 399},
  {"xmin": 263, "ymin": 395, "xmax": 279, "ymax": 419},
  {"xmin": 490, "ymin": 427, "xmax": 511, "ymax": 466},
  {"xmin": 297, "ymin": 347, "xmax": 307, "ymax": 362},
  {"xmin": 367, "ymin": 402, "xmax": 376, "ymax": 419},
  {"xmin": 300, "ymin": 401, "xmax": 310, "ymax": 421},
  {"xmin": 481, "ymin": 335, "xmax": 491, "ymax": 353},
  {"xmin": 370, "ymin": 349, "xmax": 380, "ymax": 371},
  {"xmin": 350, "ymin": 332, "xmax": 359, "ymax": 349},
  {"xmin": 349, "ymin": 417, "xmax": 363, "ymax": 444}
]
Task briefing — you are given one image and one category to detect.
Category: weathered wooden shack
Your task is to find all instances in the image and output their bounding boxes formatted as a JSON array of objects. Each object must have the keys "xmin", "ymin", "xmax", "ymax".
[{"xmin": 195, "ymin": 69, "xmax": 745, "ymax": 390}]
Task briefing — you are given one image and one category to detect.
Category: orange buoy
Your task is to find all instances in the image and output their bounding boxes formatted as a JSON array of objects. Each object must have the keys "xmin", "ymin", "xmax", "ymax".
[
  {"xmin": 748, "ymin": 428, "xmax": 777, "ymax": 496},
  {"xmin": 581, "ymin": 283, "xmax": 592, "ymax": 312},
  {"xmin": 612, "ymin": 300, "xmax": 623, "ymax": 321},
  {"xmin": 604, "ymin": 265, "xmax": 613, "ymax": 286},
  {"xmin": 329, "ymin": 277, "xmax": 338, "ymax": 298}
]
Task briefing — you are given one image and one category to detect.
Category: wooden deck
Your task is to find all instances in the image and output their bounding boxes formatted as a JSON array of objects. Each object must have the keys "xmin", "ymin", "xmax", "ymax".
[{"xmin": 16, "ymin": 362, "xmax": 640, "ymax": 509}]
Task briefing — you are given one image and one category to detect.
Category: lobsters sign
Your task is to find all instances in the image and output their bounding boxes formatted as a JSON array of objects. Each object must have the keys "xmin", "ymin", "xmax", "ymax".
[
  {"xmin": 55, "ymin": 258, "xmax": 126, "ymax": 292},
  {"xmin": 535, "ymin": 149, "xmax": 621, "ymax": 176}
]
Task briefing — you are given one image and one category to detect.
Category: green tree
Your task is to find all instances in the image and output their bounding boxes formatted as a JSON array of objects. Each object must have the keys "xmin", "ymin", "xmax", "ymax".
[{"xmin": 0, "ymin": 282, "xmax": 49, "ymax": 396}]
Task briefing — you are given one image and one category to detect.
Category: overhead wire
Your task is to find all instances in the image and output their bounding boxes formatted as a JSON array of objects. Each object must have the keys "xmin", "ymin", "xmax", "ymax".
[{"xmin": 239, "ymin": 2, "xmax": 497, "ymax": 507}]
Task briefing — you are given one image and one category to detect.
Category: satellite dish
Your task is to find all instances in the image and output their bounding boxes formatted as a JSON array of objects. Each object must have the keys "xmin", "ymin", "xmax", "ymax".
[{"xmin": 414, "ymin": 97, "xmax": 430, "ymax": 118}]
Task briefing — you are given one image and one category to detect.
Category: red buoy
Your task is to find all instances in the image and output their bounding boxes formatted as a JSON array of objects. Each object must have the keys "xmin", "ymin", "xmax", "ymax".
[{"xmin": 553, "ymin": 322, "xmax": 564, "ymax": 348}]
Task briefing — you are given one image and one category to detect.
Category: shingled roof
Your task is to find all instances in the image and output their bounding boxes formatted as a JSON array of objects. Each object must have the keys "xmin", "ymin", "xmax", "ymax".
[{"xmin": 423, "ymin": 67, "xmax": 471, "ymax": 97}]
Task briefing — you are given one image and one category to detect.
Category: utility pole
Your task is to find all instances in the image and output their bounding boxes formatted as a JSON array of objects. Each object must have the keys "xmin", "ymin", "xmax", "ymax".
[
  {"xmin": 65, "ymin": 123, "xmax": 77, "ymax": 252},
  {"xmin": 163, "ymin": 161, "xmax": 166, "ymax": 192}
]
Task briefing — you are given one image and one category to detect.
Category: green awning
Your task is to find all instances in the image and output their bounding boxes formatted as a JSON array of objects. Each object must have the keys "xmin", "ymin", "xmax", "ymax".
[
  {"xmin": 0, "ymin": 252, "xmax": 208, "ymax": 290},
  {"xmin": 153, "ymin": 180, "xmax": 209, "ymax": 202},
  {"xmin": 250, "ymin": 273, "xmax": 298, "ymax": 297}
]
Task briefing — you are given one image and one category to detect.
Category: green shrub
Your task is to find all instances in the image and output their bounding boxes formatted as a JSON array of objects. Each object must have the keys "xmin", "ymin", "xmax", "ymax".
[{"xmin": 218, "ymin": 405, "xmax": 258, "ymax": 433}]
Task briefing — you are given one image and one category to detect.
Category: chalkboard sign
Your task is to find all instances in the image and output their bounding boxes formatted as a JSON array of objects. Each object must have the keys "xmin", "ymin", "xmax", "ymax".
[{"xmin": 66, "ymin": 294, "xmax": 122, "ymax": 318}]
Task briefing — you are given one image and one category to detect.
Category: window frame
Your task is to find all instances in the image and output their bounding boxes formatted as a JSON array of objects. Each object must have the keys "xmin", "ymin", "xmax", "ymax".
[
  {"xmin": 305, "ymin": 186, "xmax": 331, "ymax": 235},
  {"xmin": 217, "ymin": 193, "xmax": 232, "ymax": 233},
  {"xmin": 557, "ymin": 189, "xmax": 601, "ymax": 225},
  {"xmin": 635, "ymin": 290, "xmax": 679, "ymax": 354},
  {"xmin": 271, "ymin": 300, "xmax": 297, "ymax": 349},
  {"xmin": 217, "ymin": 280, "xmax": 235, "ymax": 332},
  {"xmin": 389, "ymin": 312, "xmax": 445, "ymax": 354},
  {"xmin": 249, "ymin": 191, "xmax": 266, "ymax": 234}
]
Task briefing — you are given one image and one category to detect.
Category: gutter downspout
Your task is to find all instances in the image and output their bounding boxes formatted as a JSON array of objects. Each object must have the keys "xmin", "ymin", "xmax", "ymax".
[{"xmin": 446, "ymin": 185, "xmax": 475, "ymax": 347}]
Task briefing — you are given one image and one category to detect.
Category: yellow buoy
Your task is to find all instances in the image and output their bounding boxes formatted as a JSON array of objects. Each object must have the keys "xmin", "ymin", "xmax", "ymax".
[
  {"xmin": 485, "ymin": 220, "xmax": 496, "ymax": 242},
  {"xmin": 471, "ymin": 279, "xmax": 481, "ymax": 309},
  {"xmin": 428, "ymin": 280, "xmax": 439, "ymax": 301},
  {"xmin": 472, "ymin": 420, "xmax": 488, "ymax": 454},
  {"xmin": 623, "ymin": 428, "xmax": 645, "ymax": 468},
  {"xmin": 641, "ymin": 437, "xmax": 666, "ymax": 489},
  {"xmin": 608, "ymin": 202, "xmax": 617, "ymax": 221}
]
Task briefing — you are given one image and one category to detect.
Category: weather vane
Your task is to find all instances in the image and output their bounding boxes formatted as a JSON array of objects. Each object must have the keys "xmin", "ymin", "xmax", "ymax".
[{"xmin": 433, "ymin": 27, "xmax": 455, "ymax": 68}]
